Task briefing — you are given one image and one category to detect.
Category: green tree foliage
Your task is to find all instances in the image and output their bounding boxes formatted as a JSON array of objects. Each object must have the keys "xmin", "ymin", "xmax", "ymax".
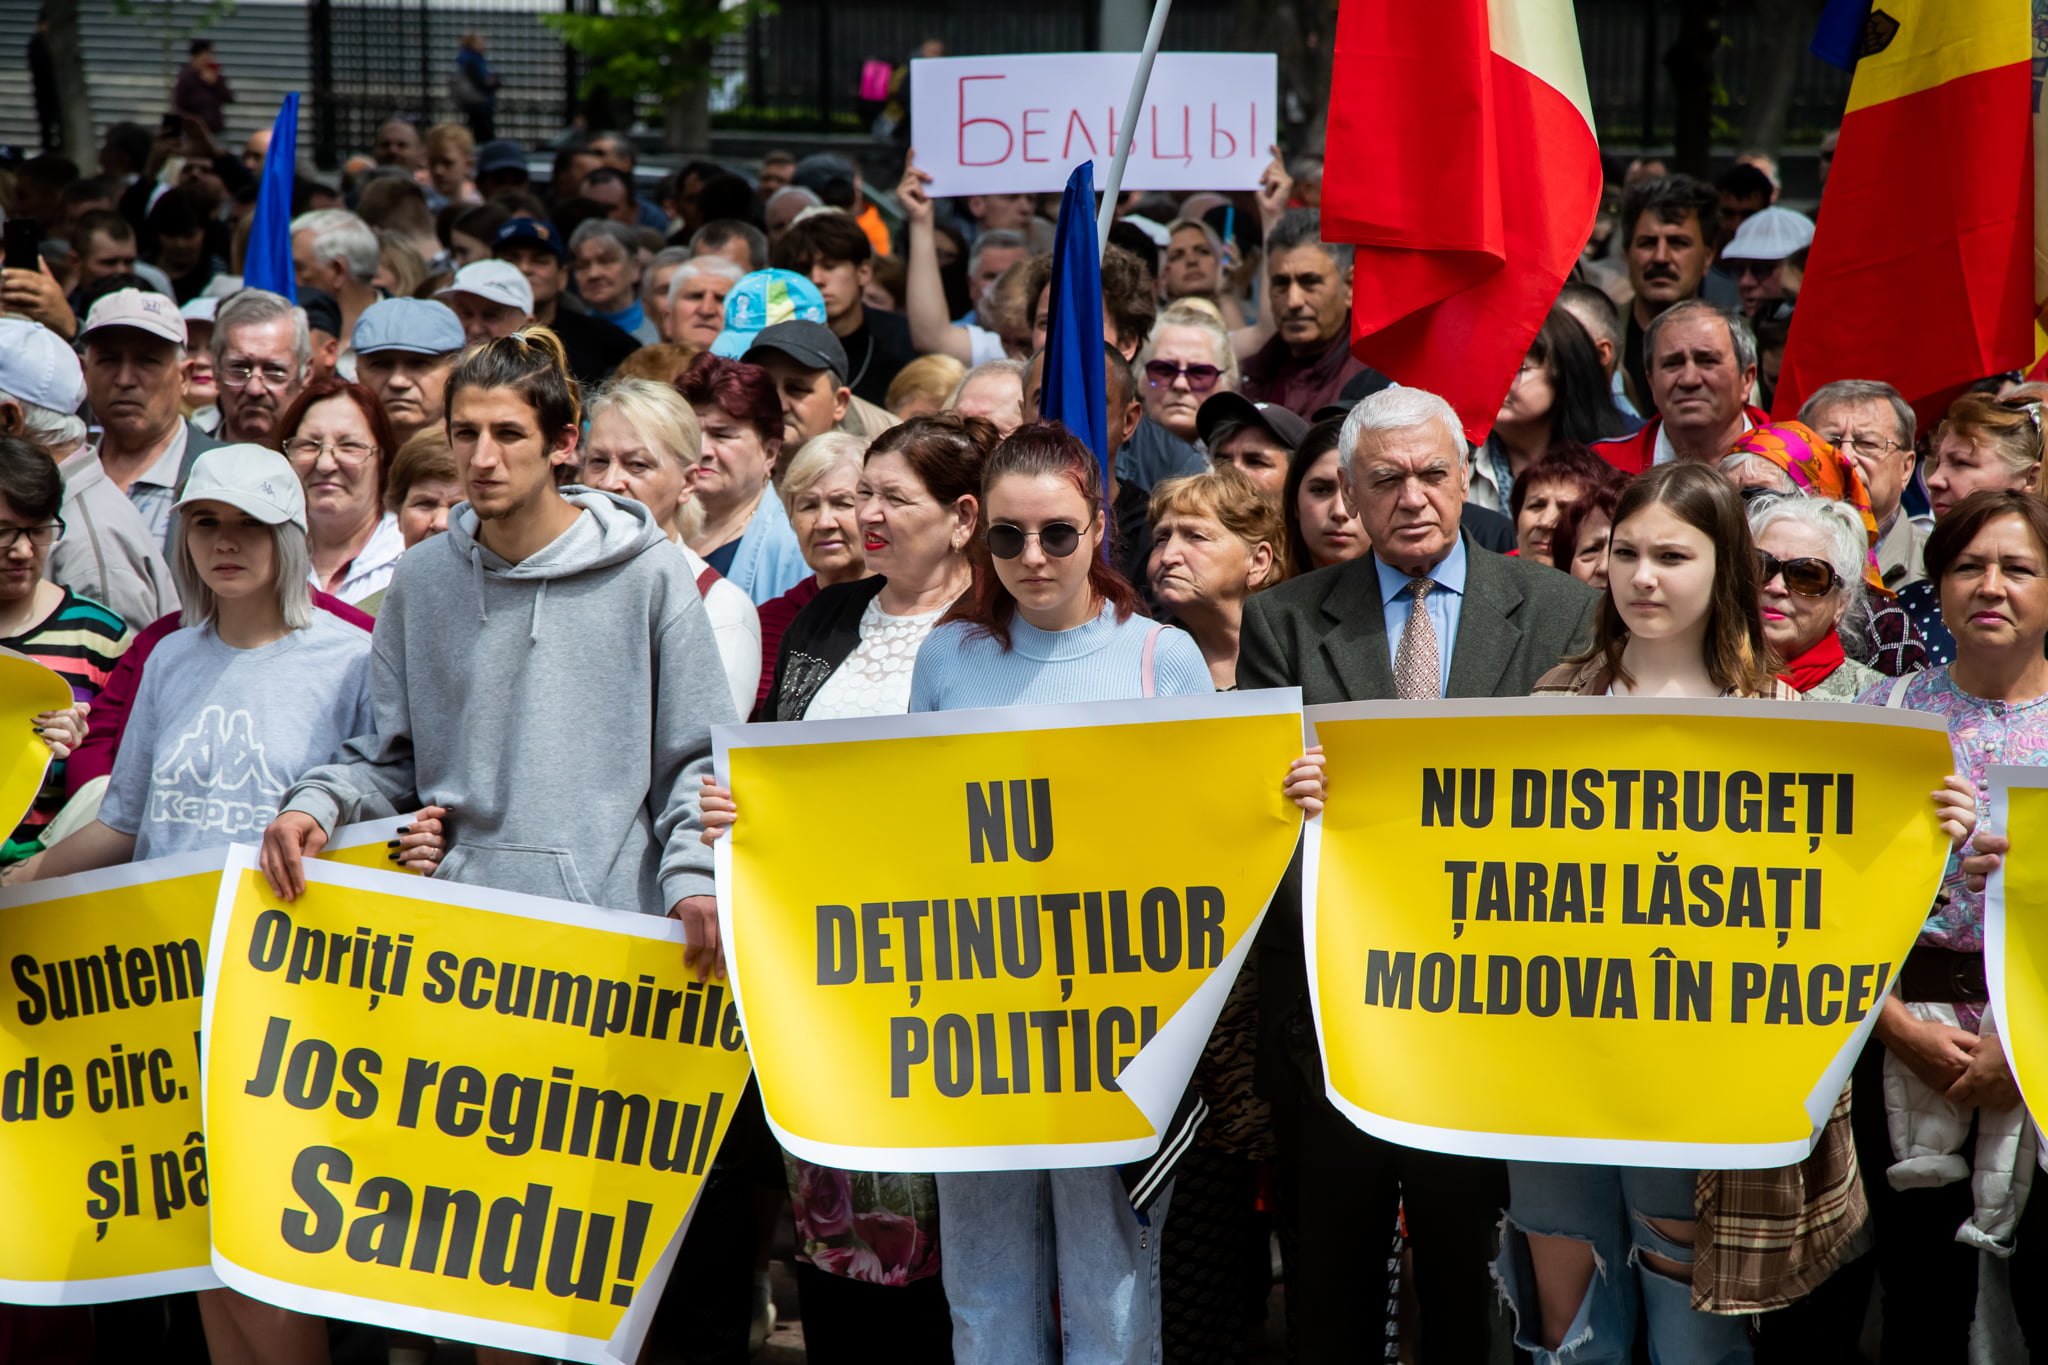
[{"xmin": 544, "ymin": 0, "xmax": 768, "ymax": 148}]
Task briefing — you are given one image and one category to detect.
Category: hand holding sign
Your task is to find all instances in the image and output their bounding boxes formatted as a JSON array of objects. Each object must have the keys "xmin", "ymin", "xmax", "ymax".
[
  {"xmin": 0, "ymin": 652, "xmax": 75, "ymax": 844},
  {"xmin": 33, "ymin": 701, "xmax": 88, "ymax": 762}
]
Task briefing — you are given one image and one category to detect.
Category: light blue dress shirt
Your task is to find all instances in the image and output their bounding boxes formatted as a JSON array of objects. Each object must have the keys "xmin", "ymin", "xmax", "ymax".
[{"xmin": 1374, "ymin": 534, "xmax": 1467, "ymax": 695}]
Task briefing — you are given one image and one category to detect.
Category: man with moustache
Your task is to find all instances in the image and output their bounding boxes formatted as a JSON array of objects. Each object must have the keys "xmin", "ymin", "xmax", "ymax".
[
  {"xmin": 1592, "ymin": 299, "xmax": 1764, "ymax": 475},
  {"xmin": 1617, "ymin": 175, "xmax": 1741, "ymax": 408},
  {"xmin": 1239, "ymin": 210, "xmax": 1388, "ymax": 420}
]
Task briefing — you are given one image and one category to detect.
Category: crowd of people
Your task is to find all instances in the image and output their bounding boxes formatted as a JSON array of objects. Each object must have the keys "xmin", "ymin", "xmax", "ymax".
[{"xmin": 0, "ymin": 111, "xmax": 2044, "ymax": 1365}]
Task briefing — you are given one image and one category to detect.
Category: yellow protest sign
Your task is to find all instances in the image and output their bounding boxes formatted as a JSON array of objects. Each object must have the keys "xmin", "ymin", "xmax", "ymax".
[
  {"xmin": 1309, "ymin": 698, "xmax": 1953, "ymax": 1167},
  {"xmin": 321, "ymin": 816, "xmax": 423, "ymax": 876},
  {"xmin": 0, "ymin": 830, "xmax": 444, "ymax": 1306},
  {"xmin": 716, "ymin": 691, "xmax": 1303, "ymax": 1170},
  {"xmin": 0, "ymin": 849, "xmax": 226, "ymax": 1303},
  {"xmin": 0, "ymin": 651, "xmax": 74, "ymax": 841},
  {"xmin": 203, "ymin": 847, "xmax": 753, "ymax": 1364},
  {"xmin": 1989, "ymin": 766, "xmax": 2048, "ymax": 1120}
]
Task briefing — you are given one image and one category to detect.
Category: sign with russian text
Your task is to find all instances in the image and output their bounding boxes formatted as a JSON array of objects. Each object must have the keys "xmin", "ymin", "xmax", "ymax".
[
  {"xmin": 0, "ymin": 849, "xmax": 225, "ymax": 1303},
  {"xmin": 1986, "ymin": 765, "xmax": 2048, "ymax": 1123},
  {"xmin": 202, "ymin": 847, "xmax": 752, "ymax": 1365},
  {"xmin": 1308, "ymin": 699, "xmax": 1953, "ymax": 1168},
  {"xmin": 715, "ymin": 691, "xmax": 1302, "ymax": 1171},
  {"xmin": 909, "ymin": 53, "xmax": 1279, "ymax": 196}
]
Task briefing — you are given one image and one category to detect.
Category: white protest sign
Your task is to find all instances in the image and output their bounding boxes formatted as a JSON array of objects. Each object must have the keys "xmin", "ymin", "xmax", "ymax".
[{"xmin": 910, "ymin": 53, "xmax": 1277, "ymax": 197}]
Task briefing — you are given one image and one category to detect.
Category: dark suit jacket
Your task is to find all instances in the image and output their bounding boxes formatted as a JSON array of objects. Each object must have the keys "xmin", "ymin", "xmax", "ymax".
[
  {"xmin": 1238, "ymin": 531, "xmax": 1600, "ymax": 703},
  {"xmin": 1237, "ymin": 533, "xmax": 1601, "ymax": 1089}
]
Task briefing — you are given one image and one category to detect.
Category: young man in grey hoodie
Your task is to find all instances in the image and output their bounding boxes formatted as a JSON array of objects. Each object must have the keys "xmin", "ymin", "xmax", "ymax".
[{"xmin": 260, "ymin": 330, "xmax": 735, "ymax": 957}]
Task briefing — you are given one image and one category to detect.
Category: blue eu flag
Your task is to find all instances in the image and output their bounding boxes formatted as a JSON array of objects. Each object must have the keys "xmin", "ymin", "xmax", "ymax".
[
  {"xmin": 242, "ymin": 94, "xmax": 299, "ymax": 301},
  {"xmin": 1040, "ymin": 161, "xmax": 1109, "ymax": 509}
]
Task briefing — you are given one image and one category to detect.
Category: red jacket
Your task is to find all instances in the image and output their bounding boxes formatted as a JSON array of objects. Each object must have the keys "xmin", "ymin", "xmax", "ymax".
[{"xmin": 1591, "ymin": 404, "xmax": 1771, "ymax": 475}]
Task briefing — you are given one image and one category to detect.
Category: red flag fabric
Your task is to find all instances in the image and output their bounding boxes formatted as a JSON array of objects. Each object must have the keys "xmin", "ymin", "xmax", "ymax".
[
  {"xmin": 1772, "ymin": 0, "xmax": 2033, "ymax": 425},
  {"xmin": 1321, "ymin": 0, "xmax": 1602, "ymax": 442}
]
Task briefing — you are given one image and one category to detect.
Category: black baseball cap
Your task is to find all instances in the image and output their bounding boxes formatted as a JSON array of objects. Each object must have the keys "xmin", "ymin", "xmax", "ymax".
[
  {"xmin": 297, "ymin": 287, "xmax": 341, "ymax": 340},
  {"xmin": 493, "ymin": 216, "xmax": 564, "ymax": 261},
  {"xmin": 743, "ymin": 321, "xmax": 848, "ymax": 384},
  {"xmin": 475, "ymin": 139, "xmax": 528, "ymax": 178},
  {"xmin": 1196, "ymin": 391, "xmax": 1311, "ymax": 451}
]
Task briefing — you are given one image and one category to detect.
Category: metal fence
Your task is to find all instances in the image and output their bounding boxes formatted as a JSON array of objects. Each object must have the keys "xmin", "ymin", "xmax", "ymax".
[
  {"xmin": 1576, "ymin": 0, "xmax": 1853, "ymax": 144},
  {"xmin": 308, "ymin": 0, "xmax": 583, "ymax": 168},
  {"xmin": 298, "ymin": 0, "xmax": 1855, "ymax": 158}
]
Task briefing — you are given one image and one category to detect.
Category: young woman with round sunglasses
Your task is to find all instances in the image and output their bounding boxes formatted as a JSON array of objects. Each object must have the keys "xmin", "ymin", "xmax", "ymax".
[
  {"xmin": 904, "ymin": 422, "xmax": 1324, "ymax": 1365},
  {"xmin": 698, "ymin": 425, "xmax": 1325, "ymax": 1365}
]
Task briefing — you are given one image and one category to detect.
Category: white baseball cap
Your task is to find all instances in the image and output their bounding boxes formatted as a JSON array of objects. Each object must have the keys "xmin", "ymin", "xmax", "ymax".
[
  {"xmin": 435, "ymin": 259, "xmax": 534, "ymax": 315},
  {"xmin": 0, "ymin": 318, "xmax": 85, "ymax": 413},
  {"xmin": 179, "ymin": 297, "xmax": 219, "ymax": 347},
  {"xmin": 80, "ymin": 287, "xmax": 187, "ymax": 345},
  {"xmin": 172, "ymin": 444, "xmax": 308, "ymax": 532},
  {"xmin": 1720, "ymin": 206, "xmax": 1816, "ymax": 262}
]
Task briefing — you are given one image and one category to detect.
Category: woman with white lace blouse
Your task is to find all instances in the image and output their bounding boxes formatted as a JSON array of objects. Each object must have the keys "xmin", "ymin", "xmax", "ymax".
[
  {"xmin": 700, "ymin": 412, "xmax": 996, "ymax": 1360},
  {"xmin": 759, "ymin": 414, "xmax": 993, "ymax": 722}
]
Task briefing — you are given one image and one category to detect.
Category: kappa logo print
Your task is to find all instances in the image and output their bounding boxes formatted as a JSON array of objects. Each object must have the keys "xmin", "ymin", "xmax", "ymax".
[{"xmin": 148, "ymin": 705, "xmax": 288, "ymax": 837}]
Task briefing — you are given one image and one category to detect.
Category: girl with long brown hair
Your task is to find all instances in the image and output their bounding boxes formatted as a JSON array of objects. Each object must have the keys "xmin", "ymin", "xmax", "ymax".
[{"xmin": 1499, "ymin": 463, "xmax": 1973, "ymax": 1364}]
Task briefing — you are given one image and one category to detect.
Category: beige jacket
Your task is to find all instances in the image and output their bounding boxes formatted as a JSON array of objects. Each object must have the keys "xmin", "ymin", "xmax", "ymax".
[{"xmin": 49, "ymin": 450, "xmax": 179, "ymax": 631}]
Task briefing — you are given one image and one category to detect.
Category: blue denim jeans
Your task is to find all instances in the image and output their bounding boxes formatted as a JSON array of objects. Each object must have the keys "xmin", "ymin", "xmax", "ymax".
[
  {"xmin": 1495, "ymin": 1161, "xmax": 1752, "ymax": 1365},
  {"xmin": 935, "ymin": 1167, "xmax": 1169, "ymax": 1365}
]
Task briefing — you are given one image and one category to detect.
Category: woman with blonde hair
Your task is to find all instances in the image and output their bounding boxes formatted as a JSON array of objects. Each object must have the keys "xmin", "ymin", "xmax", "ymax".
[
  {"xmin": 614, "ymin": 340, "xmax": 703, "ymax": 386},
  {"xmin": 582, "ymin": 376, "xmax": 762, "ymax": 717},
  {"xmin": 1137, "ymin": 300, "xmax": 1239, "ymax": 449},
  {"xmin": 753, "ymin": 431, "xmax": 869, "ymax": 713},
  {"xmin": 1143, "ymin": 460, "xmax": 1297, "ymax": 1358},
  {"xmin": 1146, "ymin": 464, "xmax": 1289, "ymax": 689},
  {"xmin": 374, "ymin": 231, "xmax": 428, "ymax": 298},
  {"xmin": 423, "ymin": 121, "xmax": 479, "ymax": 205},
  {"xmin": 886, "ymin": 351, "xmax": 968, "ymax": 420}
]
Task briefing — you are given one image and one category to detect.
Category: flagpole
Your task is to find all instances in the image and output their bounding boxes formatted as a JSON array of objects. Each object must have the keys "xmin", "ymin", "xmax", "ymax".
[{"xmin": 1095, "ymin": 0, "xmax": 1176, "ymax": 252}]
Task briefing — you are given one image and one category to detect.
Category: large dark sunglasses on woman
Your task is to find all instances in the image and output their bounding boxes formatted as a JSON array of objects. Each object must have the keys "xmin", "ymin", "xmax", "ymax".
[
  {"xmin": 1144, "ymin": 360, "xmax": 1222, "ymax": 393},
  {"xmin": 987, "ymin": 522, "xmax": 1084, "ymax": 559},
  {"xmin": 1757, "ymin": 550, "xmax": 1841, "ymax": 597}
]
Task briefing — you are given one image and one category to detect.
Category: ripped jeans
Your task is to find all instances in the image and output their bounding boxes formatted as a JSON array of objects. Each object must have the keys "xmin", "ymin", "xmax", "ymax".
[{"xmin": 1495, "ymin": 1162, "xmax": 1752, "ymax": 1365}]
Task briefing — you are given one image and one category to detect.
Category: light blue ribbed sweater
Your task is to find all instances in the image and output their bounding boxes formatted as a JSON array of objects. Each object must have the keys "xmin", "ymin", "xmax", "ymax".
[{"xmin": 907, "ymin": 602, "xmax": 1212, "ymax": 711}]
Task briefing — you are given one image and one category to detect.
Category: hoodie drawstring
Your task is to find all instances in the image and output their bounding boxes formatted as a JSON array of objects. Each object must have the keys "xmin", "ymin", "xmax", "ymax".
[
  {"xmin": 529, "ymin": 578, "xmax": 547, "ymax": 645},
  {"xmin": 469, "ymin": 546, "xmax": 488, "ymax": 624}
]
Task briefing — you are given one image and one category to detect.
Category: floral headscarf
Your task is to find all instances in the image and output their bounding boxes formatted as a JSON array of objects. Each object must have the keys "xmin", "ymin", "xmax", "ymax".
[{"xmin": 1727, "ymin": 421, "xmax": 1890, "ymax": 597}]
